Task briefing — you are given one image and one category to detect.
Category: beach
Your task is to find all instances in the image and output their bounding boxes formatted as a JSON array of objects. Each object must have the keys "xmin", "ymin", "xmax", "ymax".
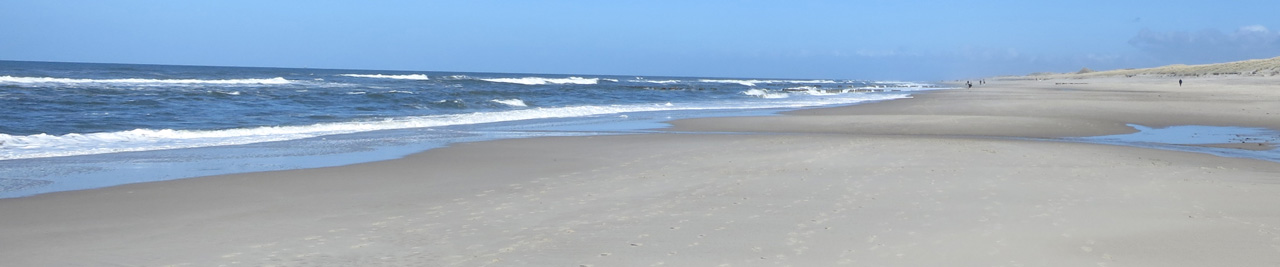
[{"xmin": 2, "ymin": 76, "xmax": 1279, "ymax": 266}]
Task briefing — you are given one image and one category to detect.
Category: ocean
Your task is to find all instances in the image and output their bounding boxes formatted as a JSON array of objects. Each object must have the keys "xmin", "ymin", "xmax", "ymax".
[{"xmin": 0, "ymin": 60, "xmax": 940, "ymax": 198}]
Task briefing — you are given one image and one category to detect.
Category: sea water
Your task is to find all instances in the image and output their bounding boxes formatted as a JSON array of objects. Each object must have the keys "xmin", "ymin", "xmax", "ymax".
[
  {"xmin": 0, "ymin": 61, "xmax": 939, "ymax": 198},
  {"xmin": 1072, "ymin": 124, "xmax": 1280, "ymax": 162}
]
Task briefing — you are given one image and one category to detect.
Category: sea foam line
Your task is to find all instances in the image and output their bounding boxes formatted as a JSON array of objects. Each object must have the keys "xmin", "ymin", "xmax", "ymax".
[
  {"xmin": 629, "ymin": 79, "xmax": 684, "ymax": 84},
  {"xmin": 338, "ymin": 74, "xmax": 431, "ymax": 80},
  {"xmin": 743, "ymin": 89, "xmax": 790, "ymax": 99},
  {"xmin": 480, "ymin": 77, "xmax": 599, "ymax": 85},
  {"xmin": 698, "ymin": 79, "xmax": 841, "ymax": 86},
  {"xmin": 0, "ymin": 93, "xmax": 909, "ymax": 160},
  {"xmin": 491, "ymin": 99, "xmax": 528, "ymax": 107},
  {"xmin": 0, "ymin": 76, "xmax": 291, "ymax": 85}
]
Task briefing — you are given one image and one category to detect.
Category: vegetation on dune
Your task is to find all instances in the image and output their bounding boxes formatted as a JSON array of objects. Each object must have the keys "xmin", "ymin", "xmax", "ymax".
[{"xmin": 1027, "ymin": 56, "xmax": 1280, "ymax": 78}]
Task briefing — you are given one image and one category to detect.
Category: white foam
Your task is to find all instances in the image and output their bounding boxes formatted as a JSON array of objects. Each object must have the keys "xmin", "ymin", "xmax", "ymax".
[
  {"xmin": 0, "ymin": 93, "xmax": 910, "ymax": 160},
  {"xmin": 743, "ymin": 89, "xmax": 789, "ymax": 99},
  {"xmin": 874, "ymin": 81, "xmax": 938, "ymax": 88},
  {"xmin": 703, "ymin": 79, "xmax": 766, "ymax": 86},
  {"xmin": 787, "ymin": 86, "xmax": 840, "ymax": 96},
  {"xmin": 480, "ymin": 77, "xmax": 599, "ymax": 85},
  {"xmin": 492, "ymin": 99, "xmax": 528, "ymax": 107},
  {"xmin": 339, "ymin": 74, "xmax": 431, "ymax": 80},
  {"xmin": 700, "ymin": 79, "xmax": 840, "ymax": 86},
  {"xmin": 630, "ymin": 79, "xmax": 684, "ymax": 84},
  {"xmin": 0, "ymin": 76, "xmax": 291, "ymax": 85}
]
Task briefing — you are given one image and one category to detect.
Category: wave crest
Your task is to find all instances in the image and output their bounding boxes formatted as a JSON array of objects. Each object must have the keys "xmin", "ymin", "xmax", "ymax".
[
  {"xmin": 0, "ymin": 76, "xmax": 291, "ymax": 85},
  {"xmin": 742, "ymin": 89, "xmax": 789, "ymax": 99},
  {"xmin": 630, "ymin": 79, "xmax": 683, "ymax": 84},
  {"xmin": 338, "ymin": 74, "xmax": 431, "ymax": 80},
  {"xmin": 0, "ymin": 93, "xmax": 910, "ymax": 160},
  {"xmin": 700, "ymin": 79, "xmax": 839, "ymax": 86},
  {"xmin": 491, "ymin": 99, "xmax": 528, "ymax": 107},
  {"xmin": 480, "ymin": 77, "xmax": 598, "ymax": 85}
]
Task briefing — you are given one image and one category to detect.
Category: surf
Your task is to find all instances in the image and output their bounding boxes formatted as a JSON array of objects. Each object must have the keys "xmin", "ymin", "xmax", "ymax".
[
  {"xmin": 0, "ymin": 93, "xmax": 911, "ymax": 160},
  {"xmin": 479, "ymin": 76, "xmax": 600, "ymax": 85},
  {"xmin": 0, "ymin": 76, "xmax": 292, "ymax": 85},
  {"xmin": 338, "ymin": 74, "xmax": 431, "ymax": 80}
]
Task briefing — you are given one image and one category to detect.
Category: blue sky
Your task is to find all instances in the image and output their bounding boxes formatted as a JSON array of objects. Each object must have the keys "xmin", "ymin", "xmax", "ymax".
[{"xmin": 2, "ymin": 0, "xmax": 1278, "ymax": 80}]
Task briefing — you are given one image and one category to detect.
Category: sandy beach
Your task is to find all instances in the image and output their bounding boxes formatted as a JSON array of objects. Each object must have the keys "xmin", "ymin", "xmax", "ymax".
[{"xmin": 3, "ymin": 76, "xmax": 1280, "ymax": 266}]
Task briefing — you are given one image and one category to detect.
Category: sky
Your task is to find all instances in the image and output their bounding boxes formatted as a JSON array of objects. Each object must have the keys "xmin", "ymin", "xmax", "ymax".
[{"xmin": 2, "ymin": 0, "xmax": 1278, "ymax": 80}]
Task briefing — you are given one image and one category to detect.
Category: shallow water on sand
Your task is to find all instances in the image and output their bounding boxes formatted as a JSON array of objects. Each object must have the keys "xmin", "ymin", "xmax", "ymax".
[{"xmin": 1071, "ymin": 124, "xmax": 1280, "ymax": 162}]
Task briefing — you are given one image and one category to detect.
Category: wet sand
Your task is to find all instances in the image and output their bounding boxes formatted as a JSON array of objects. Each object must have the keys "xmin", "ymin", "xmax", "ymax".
[{"xmin": 2, "ymin": 76, "xmax": 1279, "ymax": 266}]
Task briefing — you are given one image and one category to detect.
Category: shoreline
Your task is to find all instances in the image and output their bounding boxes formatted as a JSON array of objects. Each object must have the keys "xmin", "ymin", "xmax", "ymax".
[
  {"xmin": 676, "ymin": 76, "xmax": 1280, "ymax": 136},
  {"xmin": 0, "ymin": 96, "xmax": 910, "ymax": 199},
  {"xmin": 2, "ymin": 76, "xmax": 1279, "ymax": 266}
]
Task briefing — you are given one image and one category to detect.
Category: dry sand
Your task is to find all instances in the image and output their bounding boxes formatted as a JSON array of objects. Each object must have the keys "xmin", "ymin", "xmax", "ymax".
[{"xmin": 2, "ymin": 76, "xmax": 1279, "ymax": 266}]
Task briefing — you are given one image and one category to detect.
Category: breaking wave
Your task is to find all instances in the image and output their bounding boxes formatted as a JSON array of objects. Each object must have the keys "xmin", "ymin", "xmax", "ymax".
[
  {"xmin": 630, "ymin": 79, "xmax": 684, "ymax": 84},
  {"xmin": 0, "ymin": 76, "xmax": 291, "ymax": 85},
  {"xmin": 699, "ymin": 79, "xmax": 840, "ymax": 86},
  {"xmin": 338, "ymin": 74, "xmax": 431, "ymax": 80},
  {"xmin": 480, "ymin": 77, "xmax": 599, "ymax": 85},
  {"xmin": 0, "ymin": 93, "xmax": 909, "ymax": 160},
  {"xmin": 742, "ymin": 89, "xmax": 789, "ymax": 99},
  {"xmin": 491, "ymin": 99, "xmax": 528, "ymax": 107}
]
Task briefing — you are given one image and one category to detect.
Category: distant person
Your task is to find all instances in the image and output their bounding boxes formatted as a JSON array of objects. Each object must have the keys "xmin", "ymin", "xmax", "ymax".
[
  {"xmin": 967, "ymin": 81, "xmax": 972, "ymax": 88},
  {"xmin": 1179, "ymin": 79, "xmax": 1183, "ymax": 86}
]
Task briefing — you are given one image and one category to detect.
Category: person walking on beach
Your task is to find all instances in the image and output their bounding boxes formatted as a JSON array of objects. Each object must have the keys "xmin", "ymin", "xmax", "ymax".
[{"xmin": 1179, "ymin": 79, "xmax": 1183, "ymax": 86}]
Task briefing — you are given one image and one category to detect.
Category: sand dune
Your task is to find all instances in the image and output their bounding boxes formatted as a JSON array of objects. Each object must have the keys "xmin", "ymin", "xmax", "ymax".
[{"xmin": 1028, "ymin": 56, "xmax": 1280, "ymax": 78}]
